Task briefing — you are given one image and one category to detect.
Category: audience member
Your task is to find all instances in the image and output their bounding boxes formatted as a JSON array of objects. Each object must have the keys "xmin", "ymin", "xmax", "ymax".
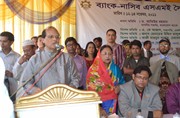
[
  {"xmin": 150, "ymin": 59, "xmax": 178, "ymax": 114},
  {"xmin": 65, "ymin": 37, "xmax": 87, "ymax": 89},
  {"xmin": 0, "ymin": 31, "xmax": 20, "ymax": 101},
  {"xmin": 123, "ymin": 40, "xmax": 149, "ymax": 82},
  {"xmin": 122, "ymin": 40, "xmax": 131, "ymax": 59},
  {"xmin": 86, "ymin": 45, "xmax": 125, "ymax": 117},
  {"xmin": 37, "ymin": 35, "xmax": 45, "ymax": 51},
  {"xmin": 76, "ymin": 43, "xmax": 84, "ymax": 56},
  {"xmin": 19, "ymin": 26, "xmax": 80, "ymax": 96},
  {"xmin": 84, "ymin": 41, "xmax": 97, "ymax": 69},
  {"xmin": 31, "ymin": 36, "xmax": 38, "ymax": 49},
  {"xmin": 14, "ymin": 40, "xmax": 36, "ymax": 99},
  {"xmin": 13, "ymin": 40, "xmax": 36, "ymax": 81},
  {"xmin": 122, "ymin": 40, "xmax": 130, "ymax": 46},
  {"xmin": 150, "ymin": 38, "xmax": 180, "ymax": 70},
  {"xmin": 93, "ymin": 37, "xmax": 102, "ymax": 50},
  {"xmin": 106, "ymin": 29, "xmax": 126, "ymax": 69},
  {"xmin": 0, "ymin": 57, "xmax": 14, "ymax": 118},
  {"xmin": 118, "ymin": 65, "xmax": 162, "ymax": 118},
  {"xmin": 170, "ymin": 48, "xmax": 180, "ymax": 57},
  {"xmin": 141, "ymin": 40, "xmax": 153, "ymax": 60},
  {"xmin": 166, "ymin": 71, "xmax": 180, "ymax": 114}
]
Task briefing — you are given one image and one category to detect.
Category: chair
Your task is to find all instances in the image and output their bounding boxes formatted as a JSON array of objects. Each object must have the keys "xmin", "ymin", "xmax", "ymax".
[{"xmin": 15, "ymin": 84, "xmax": 102, "ymax": 118}]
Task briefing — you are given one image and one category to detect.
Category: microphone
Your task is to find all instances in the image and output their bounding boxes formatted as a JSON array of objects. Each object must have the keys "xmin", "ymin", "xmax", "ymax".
[{"xmin": 55, "ymin": 44, "xmax": 64, "ymax": 51}]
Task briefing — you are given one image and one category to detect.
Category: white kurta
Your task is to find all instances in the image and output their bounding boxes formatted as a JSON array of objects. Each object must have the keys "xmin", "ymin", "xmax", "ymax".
[{"xmin": 20, "ymin": 49, "xmax": 80, "ymax": 95}]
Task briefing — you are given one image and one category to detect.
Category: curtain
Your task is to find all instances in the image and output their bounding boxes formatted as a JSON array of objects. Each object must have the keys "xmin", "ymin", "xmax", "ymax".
[{"xmin": 0, "ymin": 0, "xmax": 76, "ymax": 54}]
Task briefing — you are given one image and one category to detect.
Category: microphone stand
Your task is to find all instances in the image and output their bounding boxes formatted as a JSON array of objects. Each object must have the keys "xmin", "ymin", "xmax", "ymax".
[{"xmin": 10, "ymin": 49, "xmax": 62, "ymax": 99}]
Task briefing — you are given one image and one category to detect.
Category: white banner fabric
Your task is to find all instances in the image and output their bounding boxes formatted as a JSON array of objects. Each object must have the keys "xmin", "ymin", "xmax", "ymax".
[{"xmin": 76, "ymin": 0, "xmax": 180, "ymax": 55}]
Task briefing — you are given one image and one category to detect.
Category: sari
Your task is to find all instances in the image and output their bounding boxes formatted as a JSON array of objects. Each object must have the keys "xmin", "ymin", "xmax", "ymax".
[{"xmin": 86, "ymin": 51, "xmax": 125, "ymax": 114}]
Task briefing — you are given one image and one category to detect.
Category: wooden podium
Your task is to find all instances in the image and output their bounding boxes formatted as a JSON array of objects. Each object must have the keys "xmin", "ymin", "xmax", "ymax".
[{"xmin": 15, "ymin": 84, "xmax": 102, "ymax": 118}]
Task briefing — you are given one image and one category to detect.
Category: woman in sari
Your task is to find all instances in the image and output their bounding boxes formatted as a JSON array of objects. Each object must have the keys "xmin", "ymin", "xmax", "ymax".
[{"xmin": 86, "ymin": 45, "xmax": 125, "ymax": 117}]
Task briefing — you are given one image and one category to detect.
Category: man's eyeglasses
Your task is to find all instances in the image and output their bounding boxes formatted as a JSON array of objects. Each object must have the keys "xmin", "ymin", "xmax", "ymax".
[
  {"xmin": 46, "ymin": 35, "xmax": 60, "ymax": 39},
  {"xmin": 159, "ymin": 44, "xmax": 169, "ymax": 48},
  {"xmin": 135, "ymin": 75, "xmax": 148, "ymax": 81}
]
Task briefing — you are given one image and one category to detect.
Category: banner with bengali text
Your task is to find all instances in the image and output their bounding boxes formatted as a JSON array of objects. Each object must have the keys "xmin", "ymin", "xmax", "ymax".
[{"xmin": 76, "ymin": 0, "xmax": 180, "ymax": 55}]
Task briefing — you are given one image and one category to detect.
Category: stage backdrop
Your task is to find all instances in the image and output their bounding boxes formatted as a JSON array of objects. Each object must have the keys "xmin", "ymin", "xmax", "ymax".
[{"xmin": 76, "ymin": 0, "xmax": 180, "ymax": 55}]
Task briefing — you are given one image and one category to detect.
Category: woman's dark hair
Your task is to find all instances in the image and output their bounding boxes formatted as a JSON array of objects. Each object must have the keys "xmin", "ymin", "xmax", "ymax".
[
  {"xmin": 100, "ymin": 45, "xmax": 113, "ymax": 53},
  {"xmin": 77, "ymin": 43, "xmax": 81, "ymax": 49},
  {"xmin": 84, "ymin": 41, "xmax": 97, "ymax": 58},
  {"xmin": 133, "ymin": 65, "xmax": 152, "ymax": 77},
  {"xmin": 76, "ymin": 43, "xmax": 83, "ymax": 56}
]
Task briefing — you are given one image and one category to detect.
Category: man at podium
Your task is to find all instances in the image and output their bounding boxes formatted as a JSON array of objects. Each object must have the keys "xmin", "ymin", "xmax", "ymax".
[{"xmin": 18, "ymin": 26, "xmax": 80, "ymax": 96}]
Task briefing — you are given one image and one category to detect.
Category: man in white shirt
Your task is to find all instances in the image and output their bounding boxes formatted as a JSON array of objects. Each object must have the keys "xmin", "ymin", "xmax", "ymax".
[{"xmin": 0, "ymin": 31, "xmax": 20, "ymax": 101}]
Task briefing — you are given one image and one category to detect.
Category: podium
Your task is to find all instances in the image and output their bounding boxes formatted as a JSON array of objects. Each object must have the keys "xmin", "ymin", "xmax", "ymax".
[{"xmin": 15, "ymin": 84, "xmax": 102, "ymax": 118}]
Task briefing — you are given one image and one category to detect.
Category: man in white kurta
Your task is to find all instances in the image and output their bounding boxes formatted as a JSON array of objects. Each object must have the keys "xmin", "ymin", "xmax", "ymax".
[
  {"xmin": 13, "ymin": 40, "xmax": 36, "ymax": 81},
  {"xmin": 19, "ymin": 26, "xmax": 80, "ymax": 96}
]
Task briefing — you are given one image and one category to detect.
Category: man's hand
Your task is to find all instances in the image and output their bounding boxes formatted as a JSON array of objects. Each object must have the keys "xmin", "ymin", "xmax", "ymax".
[
  {"xmin": 114, "ymin": 85, "xmax": 120, "ymax": 94},
  {"xmin": 32, "ymin": 88, "xmax": 42, "ymax": 95},
  {"xmin": 5, "ymin": 70, "xmax": 13, "ymax": 77},
  {"xmin": 153, "ymin": 110, "xmax": 162, "ymax": 118},
  {"xmin": 100, "ymin": 107, "xmax": 108, "ymax": 118},
  {"xmin": 18, "ymin": 55, "xmax": 29, "ymax": 65}
]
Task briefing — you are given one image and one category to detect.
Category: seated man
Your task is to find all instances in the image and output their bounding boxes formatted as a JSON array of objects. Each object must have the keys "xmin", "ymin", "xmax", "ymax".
[
  {"xmin": 118, "ymin": 65, "xmax": 162, "ymax": 118},
  {"xmin": 166, "ymin": 71, "xmax": 180, "ymax": 114},
  {"xmin": 150, "ymin": 59, "xmax": 178, "ymax": 114},
  {"xmin": 123, "ymin": 40, "xmax": 149, "ymax": 82}
]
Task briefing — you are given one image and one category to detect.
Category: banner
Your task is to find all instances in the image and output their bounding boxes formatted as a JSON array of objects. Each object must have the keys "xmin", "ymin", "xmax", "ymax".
[{"xmin": 76, "ymin": 0, "xmax": 180, "ymax": 55}]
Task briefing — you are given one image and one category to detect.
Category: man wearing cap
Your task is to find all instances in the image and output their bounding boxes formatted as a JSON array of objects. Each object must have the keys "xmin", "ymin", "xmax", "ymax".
[
  {"xmin": 13, "ymin": 40, "xmax": 36, "ymax": 81},
  {"xmin": 150, "ymin": 38, "xmax": 180, "ymax": 70},
  {"xmin": 13, "ymin": 40, "xmax": 36, "ymax": 99},
  {"xmin": 0, "ymin": 31, "xmax": 20, "ymax": 101}
]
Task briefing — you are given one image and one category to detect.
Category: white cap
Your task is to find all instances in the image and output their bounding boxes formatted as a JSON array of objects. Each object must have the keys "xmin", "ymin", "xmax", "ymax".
[{"xmin": 22, "ymin": 40, "xmax": 35, "ymax": 47}]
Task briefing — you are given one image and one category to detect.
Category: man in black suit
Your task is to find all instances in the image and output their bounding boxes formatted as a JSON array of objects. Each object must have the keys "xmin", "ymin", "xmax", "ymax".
[{"xmin": 141, "ymin": 40, "xmax": 153, "ymax": 60}]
